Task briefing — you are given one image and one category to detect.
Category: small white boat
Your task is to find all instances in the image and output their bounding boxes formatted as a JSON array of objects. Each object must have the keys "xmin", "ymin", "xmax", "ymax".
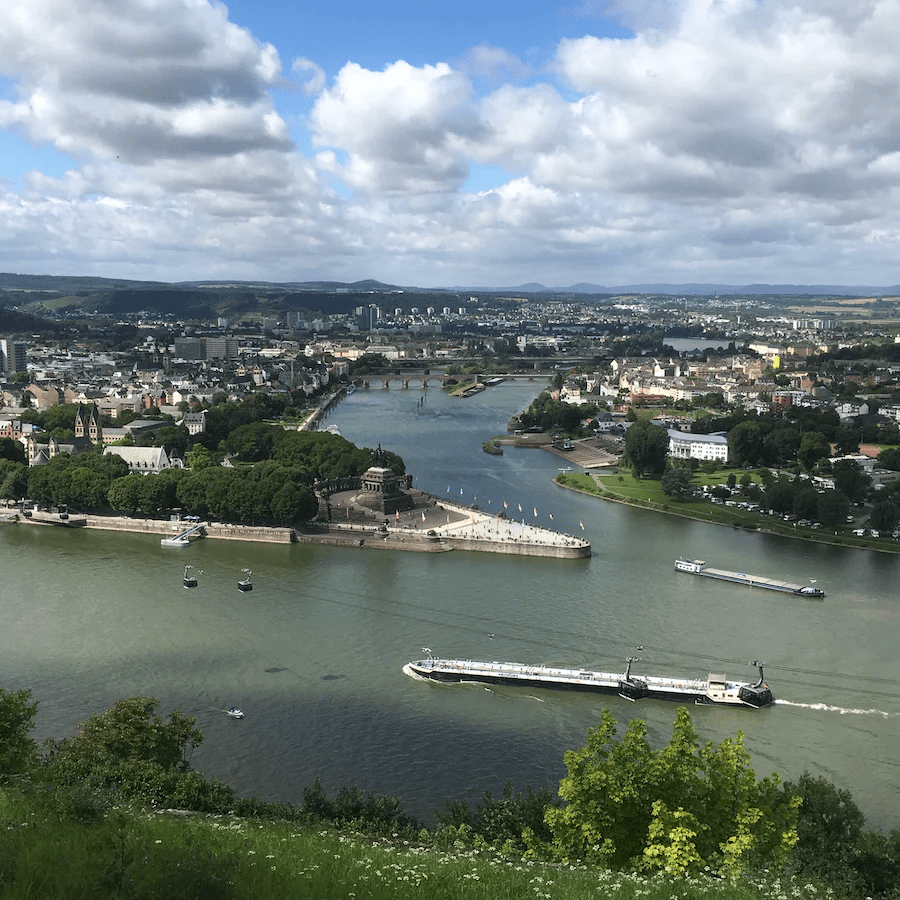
[
  {"xmin": 226, "ymin": 706, "xmax": 244, "ymax": 719},
  {"xmin": 183, "ymin": 566, "xmax": 198, "ymax": 589},
  {"xmin": 238, "ymin": 569, "xmax": 253, "ymax": 592}
]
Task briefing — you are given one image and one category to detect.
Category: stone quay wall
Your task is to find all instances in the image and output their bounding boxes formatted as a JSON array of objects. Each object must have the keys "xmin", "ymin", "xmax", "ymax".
[
  {"xmin": 205, "ymin": 524, "xmax": 295, "ymax": 543},
  {"xmin": 83, "ymin": 515, "xmax": 295, "ymax": 544},
  {"xmin": 84, "ymin": 515, "xmax": 175, "ymax": 535},
  {"xmin": 437, "ymin": 536, "xmax": 591, "ymax": 559}
]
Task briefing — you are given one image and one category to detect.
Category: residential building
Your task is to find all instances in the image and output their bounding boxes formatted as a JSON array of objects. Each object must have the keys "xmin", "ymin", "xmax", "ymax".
[
  {"xmin": 667, "ymin": 429, "xmax": 729, "ymax": 463},
  {"xmin": 0, "ymin": 339, "xmax": 27, "ymax": 376}
]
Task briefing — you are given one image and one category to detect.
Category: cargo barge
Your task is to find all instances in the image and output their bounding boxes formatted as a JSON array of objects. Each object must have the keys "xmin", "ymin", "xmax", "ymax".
[
  {"xmin": 403, "ymin": 651, "xmax": 774, "ymax": 708},
  {"xmin": 675, "ymin": 558, "xmax": 824, "ymax": 598}
]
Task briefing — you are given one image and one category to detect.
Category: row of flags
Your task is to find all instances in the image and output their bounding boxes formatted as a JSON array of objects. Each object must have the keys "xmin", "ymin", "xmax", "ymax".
[{"xmin": 444, "ymin": 486, "xmax": 585, "ymax": 531}]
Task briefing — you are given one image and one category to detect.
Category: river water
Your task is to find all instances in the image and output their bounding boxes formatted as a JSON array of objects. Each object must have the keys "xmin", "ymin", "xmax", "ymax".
[{"xmin": 3, "ymin": 380, "xmax": 900, "ymax": 829}]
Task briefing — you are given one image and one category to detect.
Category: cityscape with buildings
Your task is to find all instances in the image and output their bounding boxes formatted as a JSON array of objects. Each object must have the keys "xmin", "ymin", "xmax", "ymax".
[{"xmin": 2, "ymin": 280, "xmax": 900, "ymax": 488}]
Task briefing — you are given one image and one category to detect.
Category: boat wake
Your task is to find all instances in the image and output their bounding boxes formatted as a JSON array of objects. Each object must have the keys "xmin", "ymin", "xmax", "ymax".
[{"xmin": 776, "ymin": 699, "xmax": 895, "ymax": 717}]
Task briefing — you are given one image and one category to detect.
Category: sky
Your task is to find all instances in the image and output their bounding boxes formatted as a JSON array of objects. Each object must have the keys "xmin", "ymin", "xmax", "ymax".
[{"xmin": 2, "ymin": 0, "xmax": 900, "ymax": 289}]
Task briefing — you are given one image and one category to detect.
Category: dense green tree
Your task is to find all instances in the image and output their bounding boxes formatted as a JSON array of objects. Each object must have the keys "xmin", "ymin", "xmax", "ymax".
[
  {"xmin": 224, "ymin": 421, "xmax": 279, "ymax": 461},
  {"xmin": 517, "ymin": 392, "xmax": 596, "ymax": 436},
  {"xmin": 727, "ymin": 421, "xmax": 764, "ymax": 466},
  {"xmin": 270, "ymin": 481, "xmax": 316, "ymax": 524},
  {"xmin": 540, "ymin": 708, "xmax": 799, "ymax": 877},
  {"xmin": 622, "ymin": 420, "xmax": 669, "ymax": 477},
  {"xmin": 817, "ymin": 489, "xmax": 850, "ymax": 526},
  {"xmin": 793, "ymin": 484, "xmax": 820, "ymax": 521},
  {"xmin": 877, "ymin": 447, "xmax": 900, "ymax": 471},
  {"xmin": 273, "ymin": 432, "xmax": 374, "ymax": 480},
  {"xmin": 138, "ymin": 469, "xmax": 182, "ymax": 516},
  {"xmin": 186, "ymin": 444, "xmax": 216, "ymax": 470},
  {"xmin": 41, "ymin": 697, "xmax": 204, "ymax": 804},
  {"xmin": 661, "ymin": 465, "xmax": 694, "ymax": 499},
  {"xmin": 784, "ymin": 773, "xmax": 866, "ymax": 892},
  {"xmin": 26, "ymin": 451, "xmax": 128, "ymax": 511},
  {"xmin": 878, "ymin": 422, "xmax": 900, "ymax": 445},
  {"xmin": 764, "ymin": 424, "xmax": 800, "ymax": 466},
  {"xmin": 0, "ymin": 687, "xmax": 38, "ymax": 779},
  {"xmin": 799, "ymin": 431, "xmax": 832, "ymax": 471},
  {"xmin": 832, "ymin": 459, "xmax": 872, "ymax": 504},
  {"xmin": 0, "ymin": 437, "xmax": 26, "ymax": 464},
  {"xmin": 0, "ymin": 459, "xmax": 28, "ymax": 501},
  {"xmin": 27, "ymin": 403, "xmax": 82, "ymax": 434},
  {"xmin": 834, "ymin": 427, "xmax": 861, "ymax": 456},
  {"xmin": 436, "ymin": 782, "xmax": 558, "ymax": 851},
  {"xmin": 138, "ymin": 424, "xmax": 189, "ymax": 457},
  {"xmin": 106, "ymin": 473, "xmax": 144, "ymax": 513},
  {"xmin": 870, "ymin": 499, "xmax": 900, "ymax": 533},
  {"xmin": 764, "ymin": 476, "xmax": 797, "ymax": 515}
]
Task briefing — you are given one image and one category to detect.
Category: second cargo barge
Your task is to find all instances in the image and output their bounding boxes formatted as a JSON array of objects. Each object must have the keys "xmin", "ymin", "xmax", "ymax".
[{"xmin": 675, "ymin": 558, "xmax": 824, "ymax": 597}]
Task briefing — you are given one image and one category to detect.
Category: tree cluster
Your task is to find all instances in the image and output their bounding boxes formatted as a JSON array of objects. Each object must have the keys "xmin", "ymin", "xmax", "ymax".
[
  {"xmin": 515, "ymin": 391, "xmax": 600, "ymax": 436},
  {"xmin": 536, "ymin": 708, "xmax": 799, "ymax": 877},
  {"xmin": 5, "ymin": 686, "xmax": 900, "ymax": 896},
  {"xmin": 622, "ymin": 419, "xmax": 670, "ymax": 477},
  {"xmin": 4, "ymin": 395, "xmax": 406, "ymax": 527},
  {"xmin": 718, "ymin": 408, "xmax": 899, "ymax": 470}
]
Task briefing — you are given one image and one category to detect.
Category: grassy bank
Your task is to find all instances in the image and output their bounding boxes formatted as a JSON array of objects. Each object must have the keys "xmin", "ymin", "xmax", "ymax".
[
  {"xmin": 556, "ymin": 470, "xmax": 899, "ymax": 553},
  {"xmin": 0, "ymin": 789, "xmax": 827, "ymax": 900}
]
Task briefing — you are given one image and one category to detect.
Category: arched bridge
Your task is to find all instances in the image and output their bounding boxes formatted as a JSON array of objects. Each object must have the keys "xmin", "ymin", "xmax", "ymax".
[{"xmin": 353, "ymin": 373, "xmax": 550, "ymax": 390}]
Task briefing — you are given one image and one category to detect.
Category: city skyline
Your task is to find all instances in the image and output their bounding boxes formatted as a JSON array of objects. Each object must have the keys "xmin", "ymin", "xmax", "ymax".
[{"xmin": 2, "ymin": 1, "xmax": 899, "ymax": 289}]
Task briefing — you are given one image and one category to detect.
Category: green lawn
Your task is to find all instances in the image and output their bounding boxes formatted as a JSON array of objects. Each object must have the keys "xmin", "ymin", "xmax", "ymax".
[{"xmin": 556, "ymin": 470, "xmax": 899, "ymax": 552}]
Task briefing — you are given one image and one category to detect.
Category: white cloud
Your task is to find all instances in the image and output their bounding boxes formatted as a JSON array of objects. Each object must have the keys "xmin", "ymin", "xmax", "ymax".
[
  {"xmin": 0, "ymin": 0, "xmax": 288, "ymax": 163},
  {"xmin": 458, "ymin": 45, "xmax": 530, "ymax": 84},
  {"xmin": 310, "ymin": 61, "xmax": 483, "ymax": 194},
  {"xmin": 291, "ymin": 58, "xmax": 326, "ymax": 96},
  {"xmin": 3, "ymin": 0, "xmax": 900, "ymax": 286}
]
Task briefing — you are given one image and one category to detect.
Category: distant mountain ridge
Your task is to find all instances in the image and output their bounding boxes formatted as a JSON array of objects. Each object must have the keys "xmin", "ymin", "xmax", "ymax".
[
  {"xmin": 3, "ymin": 272, "xmax": 899, "ymax": 297},
  {"xmin": 454, "ymin": 281, "xmax": 900, "ymax": 296}
]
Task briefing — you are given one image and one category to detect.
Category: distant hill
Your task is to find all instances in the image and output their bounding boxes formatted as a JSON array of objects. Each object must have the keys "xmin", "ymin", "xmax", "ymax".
[
  {"xmin": 4, "ymin": 272, "xmax": 900, "ymax": 324},
  {"xmin": 450, "ymin": 281, "xmax": 900, "ymax": 296},
  {"xmin": 0, "ymin": 305, "xmax": 66, "ymax": 336}
]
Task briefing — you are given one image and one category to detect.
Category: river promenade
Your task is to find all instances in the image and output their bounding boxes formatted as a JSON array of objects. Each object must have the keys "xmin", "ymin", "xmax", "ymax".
[{"xmin": 9, "ymin": 492, "xmax": 591, "ymax": 559}]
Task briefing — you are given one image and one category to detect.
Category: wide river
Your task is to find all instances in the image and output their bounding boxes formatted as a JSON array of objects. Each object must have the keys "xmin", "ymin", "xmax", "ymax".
[{"xmin": 3, "ymin": 380, "xmax": 900, "ymax": 829}]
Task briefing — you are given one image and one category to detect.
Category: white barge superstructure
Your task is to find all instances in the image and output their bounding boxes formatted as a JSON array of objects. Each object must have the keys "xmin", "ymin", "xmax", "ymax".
[{"xmin": 404, "ymin": 651, "xmax": 774, "ymax": 708}]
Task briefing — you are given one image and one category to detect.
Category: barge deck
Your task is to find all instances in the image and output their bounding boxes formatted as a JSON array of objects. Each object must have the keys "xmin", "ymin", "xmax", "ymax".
[
  {"xmin": 404, "ymin": 651, "xmax": 773, "ymax": 708},
  {"xmin": 675, "ymin": 558, "xmax": 824, "ymax": 597}
]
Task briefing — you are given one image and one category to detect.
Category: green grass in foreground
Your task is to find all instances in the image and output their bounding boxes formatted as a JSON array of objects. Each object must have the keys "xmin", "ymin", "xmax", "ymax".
[{"xmin": 0, "ymin": 790, "xmax": 830, "ymax": 900}]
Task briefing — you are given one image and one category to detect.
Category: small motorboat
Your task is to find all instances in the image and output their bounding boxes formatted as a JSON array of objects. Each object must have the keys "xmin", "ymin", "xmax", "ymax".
[
  {"xmin": 226, "ymin": 706, "xmax": 244, "ymax": 719},
  {"xmin": 183, "ymin": 566, "xmax": 198, "ymax": 589},
  {"xmin": 238, "ymin": 569, "xmax": 253, "ymax": 592}
]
